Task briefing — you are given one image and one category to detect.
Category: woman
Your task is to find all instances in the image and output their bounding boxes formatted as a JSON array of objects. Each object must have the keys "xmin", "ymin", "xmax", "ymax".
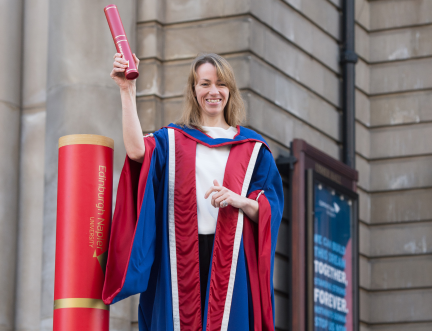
[{"xmin": 103, "ymin": 52, "xmax": 283, "ymax": 331}]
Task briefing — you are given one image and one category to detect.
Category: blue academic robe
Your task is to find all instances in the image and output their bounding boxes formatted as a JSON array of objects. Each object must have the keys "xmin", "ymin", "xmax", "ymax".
[{"xmin": 102, "ymin": 124, "xmax": 284, "ymax": 331}]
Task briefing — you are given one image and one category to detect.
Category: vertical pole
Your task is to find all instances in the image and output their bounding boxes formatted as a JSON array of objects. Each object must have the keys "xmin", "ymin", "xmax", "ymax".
[
  {"xmin": 341, "ymin": 0, "xmax": 358, "ymax": 168},
  {"xmin": 15, "ymin": 0, "xmax": 49, "ymax": 329},
  {"xmin": 0, "ymin": 0, "xmax": 23, "ymax": 329}
]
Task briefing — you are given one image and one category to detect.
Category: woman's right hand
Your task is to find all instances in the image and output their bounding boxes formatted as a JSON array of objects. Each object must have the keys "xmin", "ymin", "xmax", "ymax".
[{"xmin": 110, "ymin": 53, "xmax": 140, "ymax": 90}]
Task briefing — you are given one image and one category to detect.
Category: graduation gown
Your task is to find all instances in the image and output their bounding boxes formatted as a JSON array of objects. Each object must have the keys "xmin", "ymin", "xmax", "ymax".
[{"xmin": 102, "ymin": 124, "xmax": 284, "ymax": 331}]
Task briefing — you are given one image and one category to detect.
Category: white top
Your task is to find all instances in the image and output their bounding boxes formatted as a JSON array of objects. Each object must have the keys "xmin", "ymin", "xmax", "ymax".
[{"xmin": 196, "ymin": 126, "xmax": 238, "ymax": 234}]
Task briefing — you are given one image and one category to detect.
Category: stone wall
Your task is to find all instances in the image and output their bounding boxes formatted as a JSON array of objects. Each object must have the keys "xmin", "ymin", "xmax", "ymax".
[
  {"xmin": 1, "ymin": 0, "xmax": 431, "ymax": 330},
  {"xmin": 356, "ymin": 0, "xmax": 432, "ymax": 329},
  {"xmin": 136, "ymin": 0, "xmax": 342, "ymax": 161}
]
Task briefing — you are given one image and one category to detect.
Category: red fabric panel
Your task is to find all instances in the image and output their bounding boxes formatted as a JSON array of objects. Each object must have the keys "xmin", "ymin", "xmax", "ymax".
[
  {"xmin": 173, "ymin": 131, "xmax": 203, "ymax": 330},
  {"xmin": 243, "ymin": 191, "xmax": 274, "ymax": 331},
  {"xmin": 206, "ymin": 142, "xmax": 255, "ymax": 331},
  {"xmin": 243, "ymin": 209, "xmax": 261, "ymax": 329},
  {"xmin": 137, "ymin": 138, "xmax": 156, "ymax": 213},
  {"xmin": 102, "ymin": 137, "xmax": 156, "ymax": 304}
]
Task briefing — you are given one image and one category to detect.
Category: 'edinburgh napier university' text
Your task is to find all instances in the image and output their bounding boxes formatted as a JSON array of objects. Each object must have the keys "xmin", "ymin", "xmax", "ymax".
[
  {"xmin": 89, "ymin": 217, "xmax": 106, "ymax": 251},
  {"xmin": 89, "ymin": 165, "xmax": 107, "ymax": 250},
  {"xmin": 96, "ymin": 165, "xmax": 107, "ymax": 215}
]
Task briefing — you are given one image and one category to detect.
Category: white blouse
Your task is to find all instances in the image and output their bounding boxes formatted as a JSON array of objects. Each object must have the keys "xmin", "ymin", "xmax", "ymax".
[{"xmin": 195, "ymin": 126, "xmax": 238, "ymax": 234}]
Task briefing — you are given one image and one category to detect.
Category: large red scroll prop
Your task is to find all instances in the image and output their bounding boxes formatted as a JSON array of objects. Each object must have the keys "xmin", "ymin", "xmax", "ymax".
[
  {"xmin": 54, "ymin": 134, "xmax": 114, "ymax": 331},
  {"xmin": 104, "ymin": 4, "xmax": 139, "ymax": 80}
]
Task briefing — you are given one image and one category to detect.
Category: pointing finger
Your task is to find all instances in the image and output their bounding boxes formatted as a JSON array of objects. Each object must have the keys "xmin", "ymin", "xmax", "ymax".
[{"xmin": 204, "ymin": 186, "xmax": 217, "ymax": 199}]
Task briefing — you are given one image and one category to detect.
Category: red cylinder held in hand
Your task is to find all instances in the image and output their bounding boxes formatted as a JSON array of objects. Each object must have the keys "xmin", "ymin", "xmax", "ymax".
[
  {"xmin": 104, "ymin": 4, "xmax": 139, "ymax": 80},
  {"xmin": 53, "ymin": 135, "xmax": 114, "ymax": 331}
]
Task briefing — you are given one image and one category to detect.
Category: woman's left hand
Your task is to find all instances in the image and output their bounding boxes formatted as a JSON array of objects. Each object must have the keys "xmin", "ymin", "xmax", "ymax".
[
  {"xmin": 204, "ymin": 180, "xmax": 246, "ymax": 209},
  {"xmin": 204, "ymin": 180, "xmax": 259, "ymax": 222}
]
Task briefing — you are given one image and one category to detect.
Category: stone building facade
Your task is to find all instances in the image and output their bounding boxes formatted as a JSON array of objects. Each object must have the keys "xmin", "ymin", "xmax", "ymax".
[
  {"xmin": 0, "ymin": 0, "xmax": 431, "ymax": 330},
  {"xmin": 355, "ymin": 0, "xmax": 432, "ymax": 330}
]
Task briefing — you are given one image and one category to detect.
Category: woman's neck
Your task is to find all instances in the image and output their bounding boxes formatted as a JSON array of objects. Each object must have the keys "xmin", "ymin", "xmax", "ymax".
[{"xmin": 201, "ymin": 115, "xmax": 229, "ymax": 129}]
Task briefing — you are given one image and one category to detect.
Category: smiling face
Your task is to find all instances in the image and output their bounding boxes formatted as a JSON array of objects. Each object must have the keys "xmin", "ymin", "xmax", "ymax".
[{"xmin": 194, "ymin": 63, "xmax": 230, "ymax": 124}]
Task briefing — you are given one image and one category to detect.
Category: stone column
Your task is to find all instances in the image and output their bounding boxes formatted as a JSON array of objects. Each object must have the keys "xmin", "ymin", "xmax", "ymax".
[
  {"xmin": 40, "ymin": 0, "xmax": 135, "ymax": 330},
  {"xmin": 14, "ymin": 0, "xmax": 49, "ymax": 330},
  {"xmin": 0, "ymin": 0, "xmax": 23, "ymax": 330}
]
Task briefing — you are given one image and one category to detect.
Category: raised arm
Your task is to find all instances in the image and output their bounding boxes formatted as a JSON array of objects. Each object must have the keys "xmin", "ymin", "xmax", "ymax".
[{"xmin": 111, "ymin": 53, "xmax": 145, "ymax": 163}]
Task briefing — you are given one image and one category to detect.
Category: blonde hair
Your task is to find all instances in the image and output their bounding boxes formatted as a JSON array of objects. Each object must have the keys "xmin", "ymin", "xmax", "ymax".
[{"xmin": 176, "ymin": 53, "xmax": 245, "ymax": 131}]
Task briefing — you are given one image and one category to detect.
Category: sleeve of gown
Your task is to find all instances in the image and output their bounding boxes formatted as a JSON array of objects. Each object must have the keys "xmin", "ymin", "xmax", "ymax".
[
  {"xmin": 102, "ymin": 132, "xmax": 167, "ymax": 305},
  {"xmin": 243, "ymin": 146, "xmax": 284, "ymax": 331}
]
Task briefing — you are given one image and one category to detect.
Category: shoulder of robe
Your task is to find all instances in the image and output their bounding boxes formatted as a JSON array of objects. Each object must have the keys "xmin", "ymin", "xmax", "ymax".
[{"xmin": 239, "ymin": 126, "xmax": 268, "ymax": 146}]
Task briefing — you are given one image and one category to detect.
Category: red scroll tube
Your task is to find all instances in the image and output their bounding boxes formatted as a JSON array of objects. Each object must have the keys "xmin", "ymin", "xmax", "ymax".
[
  {"xmin": 53, "ymin": 135, "xmax": 114, "ymax": 331},
  {"xmin": 104, "ymin": 4, "xmax": 139, "ymax": 80}
]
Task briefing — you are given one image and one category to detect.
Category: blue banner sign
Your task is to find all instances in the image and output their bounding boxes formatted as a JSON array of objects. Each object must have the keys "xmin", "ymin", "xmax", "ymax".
[{"xmin": 313, "ymin": 182, "xmax": 353, "ymax": 331}]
